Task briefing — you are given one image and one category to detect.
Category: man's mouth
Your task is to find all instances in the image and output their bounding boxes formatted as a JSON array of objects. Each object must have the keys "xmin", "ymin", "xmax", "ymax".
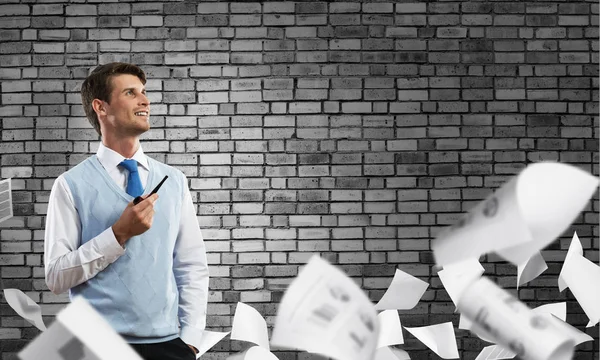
[{"xmin": 134, "ymin": 111, "xmax": 148, "ymax": 116}]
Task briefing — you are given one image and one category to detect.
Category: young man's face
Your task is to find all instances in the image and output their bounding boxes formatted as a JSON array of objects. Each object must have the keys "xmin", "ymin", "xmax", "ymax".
[{"xmin": 100, "ymin": 74, "xmax": 150, "ymax": 137}]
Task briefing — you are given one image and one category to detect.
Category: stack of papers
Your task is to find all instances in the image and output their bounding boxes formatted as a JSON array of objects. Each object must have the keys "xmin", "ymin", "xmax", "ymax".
[
  {"xmin": 272, "ymin": 256, "xmax": 460, "ymax": 359},
  {"xmin": 5, "ymin": 161, "xmax": 598, "ymax": 360}
]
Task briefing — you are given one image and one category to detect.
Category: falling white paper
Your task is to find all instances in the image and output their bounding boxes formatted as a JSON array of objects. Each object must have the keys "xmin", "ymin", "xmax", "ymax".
[
  {"xmin": 226, "ymin": 346, "xmax": 279, "ymax": 360},
  {"xmin": 464, "ymin": 302, "xmax": 588, "ymax": 347},
  {"xmin": 532, "ymin": 302, "xmax": 566, "ymax": 321},
  {"xmin": 458, "ymin": 315, "xmax": 496, "ymax": 344},
  {"xmin": 271, "ymin": 256, "xmax": 379, "ymax": 360},
  {"xmin": 475, "ymin": 345, "xmax": 515, "ymax": 360},
  {"xmin": 457, "ymin": 277, "xmax": 575, "ymax": 360},
  {"xmin": 557, "ymin": 250, "xmax": 600, "ymax": 327},
  {"xmin": 194, "ymin": 330, "xmax": 230, "ymax": 359},
  {"xmin": 437, "ymin": 258, "xmax": 485, "ymax": 308},
  {"xmin": 517, "ymin": 252, "xmax": 547, "ymax": 288},
  {"xmin": 458, "ymin": 314, "xmax": 471, "ymax": 330},
  {"xmin": 558, "ymin": 232, "xmax": 583, "ymax": 291},
  {"xmin": 531, "ymin": 303, "xmax": 592, "ymax": 345},
  {"xmin": 544, "ymin": 313, "xmax": 594, "ymax": 346},
  {"xmin": 495, "ymin": 164, "xmax": 598, "ymax": 265},
  {"xmin": 19, "ymin": 296, "xmax": 143, "ymax": 360},
  {"xmin": 0, "ymin": 178, "xmax": 13, "ymax": 223},
  {"xmin": 404, "ymin": 322, "xmax": 459, "ymax": 359},
  {"xmin": 374, "ymin": 346, "xmax": 411, "ymax": 360},
  {"xmin": 374, "ymin": 269, "xmax": 428, "ymax": 310},
  {"xmin": 376, "ymin": 310, "xmax": 404, "ymax": 348},
  {"xmin": 3, "ymin": 289, "xmax": 46, "ymax": 331},
  {"xmin": 231, "ymin": 302, "xmax": 269, "ymax": 350},
  {"xmin": 432, "ymin": 162, "xmax": 598, "ymax": 266},
  {"xmin": 19, "ymin": 319, "xmax": 102, "ymax": 360}
]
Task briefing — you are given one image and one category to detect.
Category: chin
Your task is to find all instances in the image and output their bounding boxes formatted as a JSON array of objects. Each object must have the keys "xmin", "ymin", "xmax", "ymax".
[{"xmin": 138, "ymin": 126, "xmax": 150, "ymax": 135}]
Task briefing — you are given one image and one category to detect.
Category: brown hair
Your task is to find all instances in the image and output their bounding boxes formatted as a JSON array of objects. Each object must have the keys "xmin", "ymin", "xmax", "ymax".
[{"xmin": 80, "ymin": 62, "xmax": 147, "ymax": 136}]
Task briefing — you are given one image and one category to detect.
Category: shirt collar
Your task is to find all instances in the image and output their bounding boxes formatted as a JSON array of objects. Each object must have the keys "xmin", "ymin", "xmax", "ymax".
[{"xmin": 97, "ymin": 142, "xmax": 149, "ymax": 173}]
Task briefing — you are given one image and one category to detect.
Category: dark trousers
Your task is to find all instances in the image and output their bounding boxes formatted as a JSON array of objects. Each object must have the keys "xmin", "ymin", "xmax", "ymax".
[{"xmin": 130, "ymin": 337, "xmax": 196, "ymax": 360}]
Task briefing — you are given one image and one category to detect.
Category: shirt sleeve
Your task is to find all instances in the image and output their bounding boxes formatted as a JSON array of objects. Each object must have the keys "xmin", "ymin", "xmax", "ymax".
[
  {"xmin": 175, "ymin": 174, "xmax": 210, "ymax": 350},
  {"xmin": 44, "ymin": 175, "xmax": 126, "ymax": 295}
]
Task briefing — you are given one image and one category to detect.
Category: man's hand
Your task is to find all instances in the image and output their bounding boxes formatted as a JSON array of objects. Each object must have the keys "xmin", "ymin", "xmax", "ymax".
[
  {"xmin": 188, "ymin": 344, "xmax": 198, "ymax": 355},
  {"xmin": 112, "ymin": 193, "xmax": 158, "ymax": 246}
]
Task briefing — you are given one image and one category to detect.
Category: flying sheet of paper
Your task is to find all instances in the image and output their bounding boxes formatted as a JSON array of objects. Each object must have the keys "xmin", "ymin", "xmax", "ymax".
[
  {"xmin": 374, "ymin": 347, "xmax": 411, "ymax": 360},
  {"xmin": 226, "ymin": 346, "xmax": 279, "ymax": 360},
  {"xmin": 532, "ymin": 302, "xmax": 566, "ymax": 321},
  {"xmin": 3, "ymin": 289, "xmax": 46, "ymax": 331},
  {"xmin": 404, "ymin": 322, "xmax": 459, "ymax": 359},
  {"xmin": 195, "ymin": 330, "xmax": 230, "ymax": 359},
  {"xmin": 374, "ymin": 268, "xmax": 428, "ymax": 310},
  {"xmin": 475, "ymin": 345, "xmax": 515, "ymax": 360},
  {"xmin": 544, "ymin": 313, "xmax": 594, "ymax": 346},
  {"xmin": 231, "ymin": 302, "xmax": 269, "ymax": 350},
  {"xmin": 437, "ymin": 258, "xmax": 485, "ymax": 308},
  {"xmin": 376, "ymin": 310, "xmax": 404, "ymax": 348},
  {"xmin": 531, "ymin": 302, "xmax": 591, "ymax": 345},
  {"xmin": 458, "ymin": 315, "xmax": 495, "ymax": 343},
  {"xmin": 432, "ymin": 162, "xmax": 598, "ymax": 267},
  {"xmin": 464, "ymin": 302, "xmax": 587, "ymax": 347},
  {"xmin": 19, "ymin": 296, "xmax": 142, "ymax": 360},
  {"xmin": 495, "ymin": 163, "xmax": 598, "ymax": 265},
  {"xmin": 271, "ymin": 256, "xmax": 379, "ymax": 360},
  {"xmin": 19, "ymin": 318, "xmax": 102, "ymax": 360},
  {"xmin": 558, "ymin": 232, "xmax": 582, "ymax": 292},
  {"xmin": 458, "ymin": 314, "xmax": 471, "ymax": 330},
  {"xmin": 431, "ymin": 175, "xmax": 528, "ymax": 266},
  {"xmin": 557, "ymin": 251, "xmax": 600, "ymax": 327},
  {"xmin": 0, "ymin": 177, "xmax": 13, "ymax": 223},
  {"xmin": 517, "ymin": 252, "xmax": 547, "ymax": 288},
  {"xmin": 457, "ymin": 277, "xmax": 575, "ymax": 360}
]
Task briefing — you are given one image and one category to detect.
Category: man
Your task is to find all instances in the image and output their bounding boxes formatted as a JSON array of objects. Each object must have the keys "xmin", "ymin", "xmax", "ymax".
[{"xmin": 44, "ymin": 62, "xmax": 209, "ymax": 360}]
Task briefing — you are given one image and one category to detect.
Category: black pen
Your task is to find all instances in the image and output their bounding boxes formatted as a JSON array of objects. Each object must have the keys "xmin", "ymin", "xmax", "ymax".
[{"xmin": 133, "ymin": 175, "xmax": 168, "ymax": 205}]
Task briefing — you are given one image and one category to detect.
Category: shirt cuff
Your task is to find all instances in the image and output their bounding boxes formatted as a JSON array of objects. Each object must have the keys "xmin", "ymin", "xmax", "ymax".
[
  {"xmin": 180, "ymin": 325, "xmax": 204, "ymax": 353},
  {"xmin": 96, "ymin": 227, "xmax": 126, "ymax": 263}
]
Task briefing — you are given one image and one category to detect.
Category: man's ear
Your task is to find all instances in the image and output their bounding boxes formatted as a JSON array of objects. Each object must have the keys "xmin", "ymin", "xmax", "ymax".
[{"xmin": 91, "ymin": 98, "xmax": 107, "ymax": 116}]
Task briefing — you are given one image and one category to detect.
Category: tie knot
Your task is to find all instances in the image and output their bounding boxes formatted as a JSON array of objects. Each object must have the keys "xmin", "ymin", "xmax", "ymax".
[{"xmin": 119, "ymin": 159, "xmax": 139, "ymax": 173}]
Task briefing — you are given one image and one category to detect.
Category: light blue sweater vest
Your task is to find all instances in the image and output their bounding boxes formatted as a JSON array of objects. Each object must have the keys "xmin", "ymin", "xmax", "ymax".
[{"xmin": 62, "ymin": 155, "xmax": 185, "ymax": 344}]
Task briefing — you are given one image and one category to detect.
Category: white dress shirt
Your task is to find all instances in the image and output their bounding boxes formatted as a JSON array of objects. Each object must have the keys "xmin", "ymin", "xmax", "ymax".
[{"xmin": 44, "ymin": 142, "xmax": 208, "ymax": 348}]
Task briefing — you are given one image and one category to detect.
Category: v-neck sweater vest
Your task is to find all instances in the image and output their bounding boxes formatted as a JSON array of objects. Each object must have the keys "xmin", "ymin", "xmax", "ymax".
[{"xmin": 63, "ymin": 155, "xmax": 184, "ymax": 344}]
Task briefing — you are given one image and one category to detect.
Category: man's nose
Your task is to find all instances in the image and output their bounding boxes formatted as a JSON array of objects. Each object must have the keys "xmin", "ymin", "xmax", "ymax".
[{"xmin": 140, "ymin": 93, "xmax": 150, "ymax": 106}]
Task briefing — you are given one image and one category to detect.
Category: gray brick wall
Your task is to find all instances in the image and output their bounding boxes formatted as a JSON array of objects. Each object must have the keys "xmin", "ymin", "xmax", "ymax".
[{"xmin": 0, "ymin": 1, "xmax": 598, "ymax": 359}]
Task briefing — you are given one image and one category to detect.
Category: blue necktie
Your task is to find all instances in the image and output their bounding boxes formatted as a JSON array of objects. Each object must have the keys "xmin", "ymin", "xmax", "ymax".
[{"xmin": 119, "ymin": 159, "xmax": 143, "ymax": 198}]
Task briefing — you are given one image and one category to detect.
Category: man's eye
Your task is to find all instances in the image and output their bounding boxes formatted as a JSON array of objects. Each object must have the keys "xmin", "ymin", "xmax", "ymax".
[{"xmin": 126, "ymin": 90, "xmax": 133, "ymax": 95}]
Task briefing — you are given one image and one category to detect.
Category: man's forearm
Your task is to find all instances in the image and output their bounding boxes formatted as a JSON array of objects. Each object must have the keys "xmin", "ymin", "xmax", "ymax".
[{"xmin": 45, "ymin": 227, "xmax": 125, "ymax": 294}]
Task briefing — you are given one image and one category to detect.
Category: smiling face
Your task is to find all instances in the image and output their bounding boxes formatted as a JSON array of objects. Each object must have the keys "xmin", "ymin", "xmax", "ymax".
[{"xmin": 94, "ymin": 74, "xmax": 150, "ymax": 139}]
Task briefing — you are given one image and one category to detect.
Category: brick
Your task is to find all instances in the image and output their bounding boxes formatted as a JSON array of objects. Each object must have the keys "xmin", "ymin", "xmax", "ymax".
[{"xmin": 0, "ymin": 5, "xmax": 596, "ymax": 359}]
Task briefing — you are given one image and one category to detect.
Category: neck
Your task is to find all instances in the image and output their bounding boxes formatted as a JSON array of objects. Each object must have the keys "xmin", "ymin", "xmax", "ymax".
[{"xmin": 101, "ymin": 135, "xmax": 140, "ymax": 159}]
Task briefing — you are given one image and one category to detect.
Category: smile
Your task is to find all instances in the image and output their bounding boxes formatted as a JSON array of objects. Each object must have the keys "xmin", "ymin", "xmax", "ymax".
[{"xmin": 134, "ymin": 111, "xmax": 148, "ymax": 116}]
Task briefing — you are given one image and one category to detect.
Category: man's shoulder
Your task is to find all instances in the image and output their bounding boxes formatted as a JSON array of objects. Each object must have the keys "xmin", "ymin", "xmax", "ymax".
[
  {"xmin": 63, "ymin": 155, "xmax": 97, "ymax": 177},
  {"xmin": 147, "ymin": 156, "xmax": 186, "ymax": 181}
]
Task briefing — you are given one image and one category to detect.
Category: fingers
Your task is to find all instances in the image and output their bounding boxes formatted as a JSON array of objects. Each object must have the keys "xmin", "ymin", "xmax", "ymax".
[
  {"xmin": 133, "ymin": 193, "xmax": 158, "ymax": 206},
  {"xmin": 142, "ymin": 207, "xmax": 155, "ymax": 226},
  {"xmin": 148, "ymin": 193, "xmax": 158, "ymax": 203},
  {"xmin": 132, "ymin": 194, "xmax": 158, "ymax": 226}
]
